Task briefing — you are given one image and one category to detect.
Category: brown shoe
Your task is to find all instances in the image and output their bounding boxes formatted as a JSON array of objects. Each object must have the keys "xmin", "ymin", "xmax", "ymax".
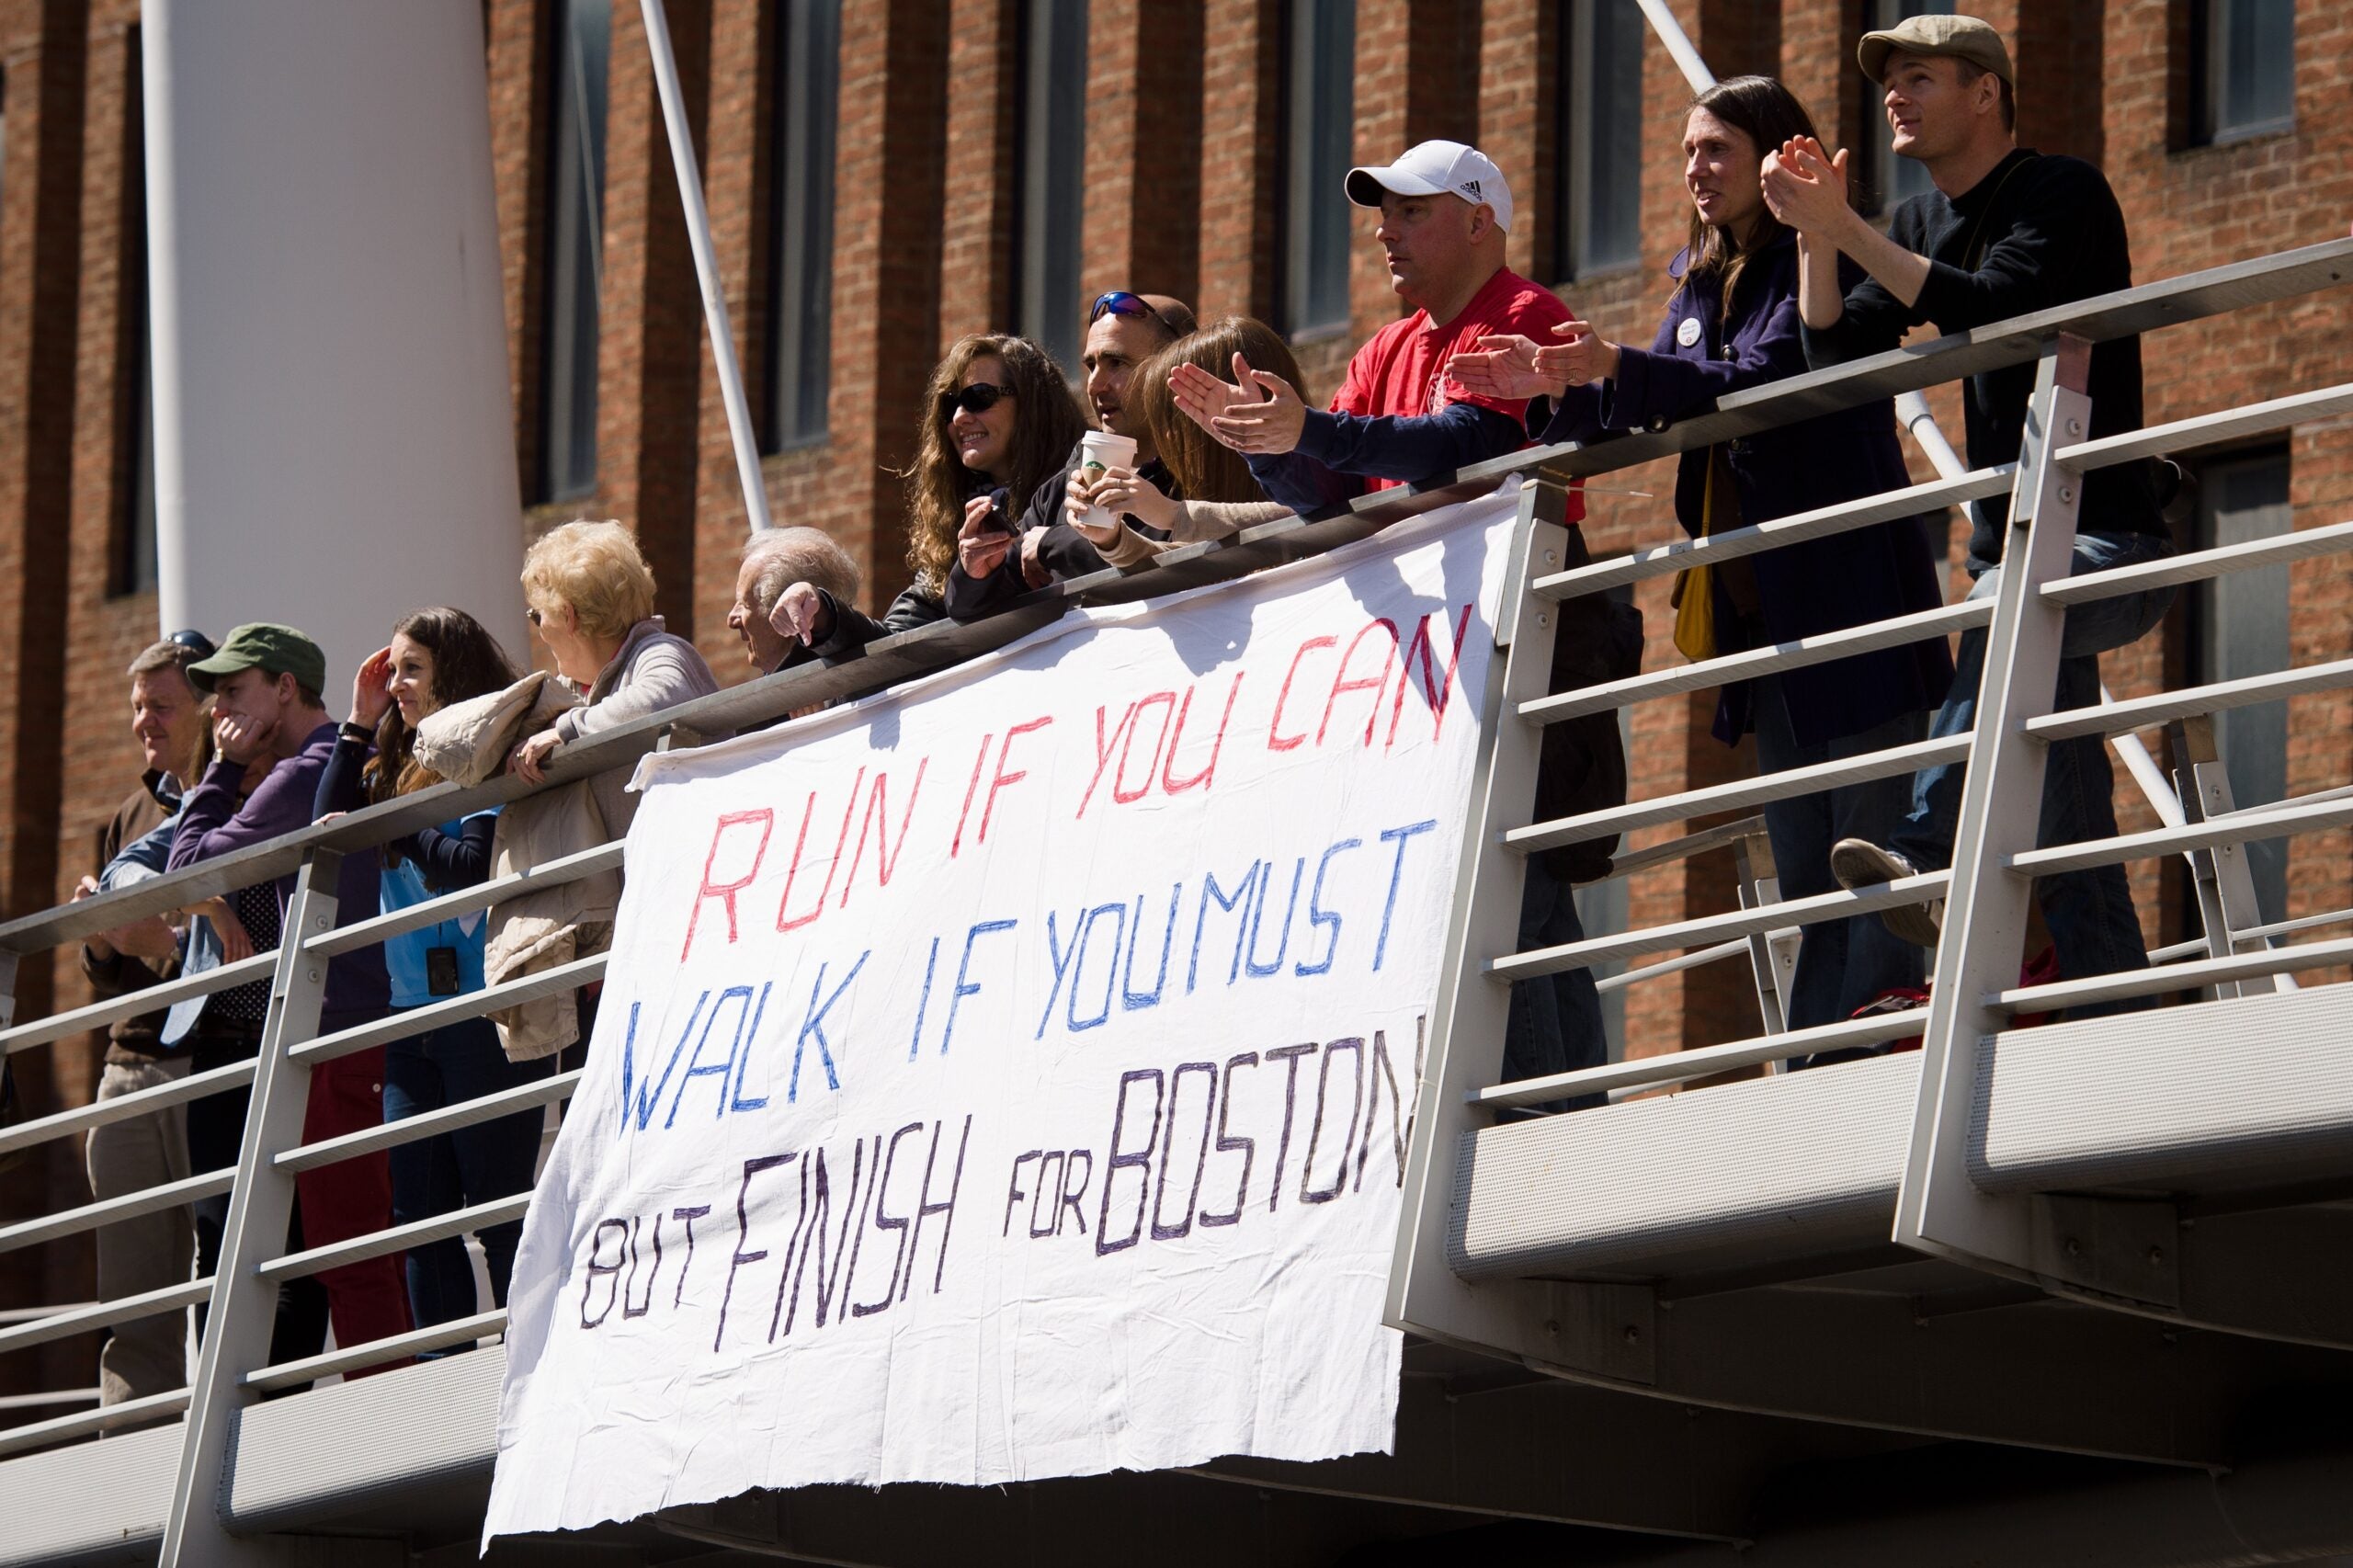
[{"xmin": 1830, "ymin": 838, "xmax": 1942, "ymax": 949}]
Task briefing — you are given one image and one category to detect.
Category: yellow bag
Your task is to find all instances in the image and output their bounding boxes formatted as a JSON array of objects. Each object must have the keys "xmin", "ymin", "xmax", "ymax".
[{"xmin": 1670, "ymin": 447, "xmax": 1742, "ymax": 663}]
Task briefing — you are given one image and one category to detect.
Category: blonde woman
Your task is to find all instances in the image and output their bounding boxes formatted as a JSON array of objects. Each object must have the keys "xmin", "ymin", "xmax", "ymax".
[{"xmin": 509, "ymin": 519, "xmax": 724, "ymax": 832}]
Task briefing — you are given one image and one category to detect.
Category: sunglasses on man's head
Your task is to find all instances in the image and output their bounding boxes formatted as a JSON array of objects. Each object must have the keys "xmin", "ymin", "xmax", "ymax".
[
  {"xmin": 1089, "ymin": 290, "xmax": 1174, "ymax": 334},
  {"xmin": 166, "ymin": 628, "xmax": 217, "ymax": 660},
  {"xmin": 939, "ymin": 382, "xmax": 1014, "ymax": 421}
]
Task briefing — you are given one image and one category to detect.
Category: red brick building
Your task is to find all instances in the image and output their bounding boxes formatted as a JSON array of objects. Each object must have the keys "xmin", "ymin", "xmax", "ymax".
[{"xmin": 0, "ymin": 0, "xmax": 2342, "ymax": 1406}]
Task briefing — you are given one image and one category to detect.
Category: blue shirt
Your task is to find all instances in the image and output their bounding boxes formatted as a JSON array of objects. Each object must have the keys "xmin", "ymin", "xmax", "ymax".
[{"xmin": 380, "ymin": 809, "xmax": 497, "ymax": 1007}]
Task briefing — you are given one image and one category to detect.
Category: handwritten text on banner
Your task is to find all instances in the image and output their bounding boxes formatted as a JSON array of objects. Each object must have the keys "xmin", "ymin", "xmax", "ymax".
[{"xmin": 483, "ymin": 490, "xmax": 1517, "ymax": 1540}]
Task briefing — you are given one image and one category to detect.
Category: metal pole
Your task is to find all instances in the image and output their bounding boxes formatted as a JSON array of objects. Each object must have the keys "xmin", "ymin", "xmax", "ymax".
[
  {"xmin": 1634, "ymin": 0, "xmax": 1714, "ymax": 90},
  {"xmin": 164, "ymin": 853, "xmax": 343, "ymax": 1568},
  {"xmin": 640, "ymin": 0, "xmax": 775, "ymax": 534}
]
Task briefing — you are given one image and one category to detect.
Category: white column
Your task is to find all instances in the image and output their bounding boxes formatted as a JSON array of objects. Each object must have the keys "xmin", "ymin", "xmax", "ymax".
[{"xmin": 142, "ymin": 0, "xmax": 529, "ymax": 690}]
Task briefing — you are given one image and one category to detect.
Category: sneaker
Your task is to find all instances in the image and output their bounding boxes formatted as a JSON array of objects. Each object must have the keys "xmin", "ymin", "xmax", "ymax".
[{"xmin": 1830, "ymin": 838, "xmax": 1943, "ymax": 949}]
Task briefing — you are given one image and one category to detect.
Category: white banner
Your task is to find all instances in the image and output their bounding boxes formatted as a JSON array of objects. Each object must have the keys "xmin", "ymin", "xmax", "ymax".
[{"xmin": 483, "ymin": 490, "xmax": 1518, "ymax": 1540}]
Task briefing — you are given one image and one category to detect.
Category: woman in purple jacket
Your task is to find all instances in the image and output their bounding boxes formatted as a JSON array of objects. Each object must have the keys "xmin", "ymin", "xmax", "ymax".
[{"xmin": 1454, "ymin": 75, "xmax": 1953, "ymax": 1036}]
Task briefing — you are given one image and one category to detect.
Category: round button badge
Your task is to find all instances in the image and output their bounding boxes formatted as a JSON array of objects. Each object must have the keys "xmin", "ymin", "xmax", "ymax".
[{"xmin": 1676, "ymin": 317, "xmax": 1703, "ymax": 347}]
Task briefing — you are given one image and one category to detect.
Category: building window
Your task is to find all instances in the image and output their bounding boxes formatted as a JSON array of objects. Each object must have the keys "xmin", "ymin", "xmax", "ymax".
[
  {"xmin": 1558, "ymin": 0, "xmax": 1642, "ymax": 279},
  {"xmin": 1281, "ymin": 0, "xmax": 1355, "ymax": 338},
  {"xmin": 763, "ymin": 0, "xmax": 839, "ymax": 451},
  {"xmin": 1858, "ymin": 0, "xmax": 1953, "ymax": 214},
  {"xmin": 539, "ymin": 0, "xmax": 610, "ymax": 504},
  {"xmin": 1013, "ymin": 0, "xmax": 1087, "ymax": 374},
  {"xmin": 2191, "ymin": 0, "xmax": 2294, "ymax": 145},
  {"xmin": 115, "ymin": 34, "xmax": 158, "ymax": 598},
  {"xmin": 2190, "ymin": 451, "xmax": 2292, "ymax": 926}
]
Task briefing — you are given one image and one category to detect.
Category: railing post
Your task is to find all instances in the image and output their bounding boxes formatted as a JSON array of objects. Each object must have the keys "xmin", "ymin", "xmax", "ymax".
[
  {"xmin": 162, "ymin": 851, "xmax": 341, "ymax": 1568},
  {"xmin": 1894, "ymin": 336, "xmax": 2097, "ymax": 1276},
  {"xmin": 1387, "ymin": 472, "xmax": 1584, "ymax": 1358}
]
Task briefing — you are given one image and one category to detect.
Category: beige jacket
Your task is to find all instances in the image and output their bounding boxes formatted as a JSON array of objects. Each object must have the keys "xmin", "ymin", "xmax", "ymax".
[{"xmin": 415, "ymin": 673, "xmax": 621, "ymax": 1061}]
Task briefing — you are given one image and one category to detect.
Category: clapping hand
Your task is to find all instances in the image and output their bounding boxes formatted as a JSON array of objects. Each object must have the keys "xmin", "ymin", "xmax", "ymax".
[
  {"xmin": 1759, "ymin": 135, "xmax": 1850, "ymax": 235},
  {"xmin": 1449, "ymin": 335, "xmax": 1568, "ymax": 401},
  {"xmin": 1534, "ymin": 318, "xmax": 1618, "ymax": 387},
  {"xmin": 1171, "ymin": 353, "xmax": 1309, "ymax": 455}
]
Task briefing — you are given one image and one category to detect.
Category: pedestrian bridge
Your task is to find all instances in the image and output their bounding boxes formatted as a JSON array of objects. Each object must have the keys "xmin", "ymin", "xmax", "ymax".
[{"xmin": 5, "ymin": 236, "xmax": 2353, "ymax": 1567}]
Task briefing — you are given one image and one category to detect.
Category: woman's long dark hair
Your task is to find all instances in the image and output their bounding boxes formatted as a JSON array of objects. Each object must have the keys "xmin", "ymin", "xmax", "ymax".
[
  {"xmin": 362, "ymin": 607, "xmax": 521, "ymax": 805},
  {"xmin": 904, "ymin": 334, "xmax": 1086, "ymax": 594},
  {"xmin": 1678, "ymin": 75, "xmax": 1836, "ymax": 319},
  {"xmin": 1131, "ymin": 316, "xmax": 1308, "ymax": 505}
]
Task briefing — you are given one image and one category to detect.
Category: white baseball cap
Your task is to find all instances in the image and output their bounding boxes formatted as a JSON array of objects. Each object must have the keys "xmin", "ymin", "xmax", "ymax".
[{"xmin": 1346, "ymin": 140, "xmax": 1515, "ymax": 233}]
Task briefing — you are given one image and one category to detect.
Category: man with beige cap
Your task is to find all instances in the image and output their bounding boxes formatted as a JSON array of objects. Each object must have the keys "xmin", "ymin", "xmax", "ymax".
[{"xmin": 1760, "ymin": 14, "xmax": 2174, "ymax": 1013}]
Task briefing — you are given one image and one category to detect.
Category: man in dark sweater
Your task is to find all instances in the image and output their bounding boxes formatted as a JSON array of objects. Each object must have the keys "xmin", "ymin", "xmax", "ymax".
[
  {"xmin": 171, "ymin": 623, "xmax": 411, "ymax": 1371},
  {"xmin": 1765, "ymin": 13, "xmax": 2174, "ymax": 1008}
]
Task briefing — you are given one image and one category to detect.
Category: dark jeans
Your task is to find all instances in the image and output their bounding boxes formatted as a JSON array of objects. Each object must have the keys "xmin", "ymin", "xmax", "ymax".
[
  {"xmin": 1753, "ymin": 676, "xmax": 1929, "ymax": 1030},
  {"xmin": 384, "ymin": 1015, "xmax": 553, "ymax": 1332},
  {"xmin": 1502, "ymin": 856, "xmax": 1607, "ymax": 1113},
  {"xmin": 1888, "ymin": 531, "xmax": 2177, "ymax": 1017}
]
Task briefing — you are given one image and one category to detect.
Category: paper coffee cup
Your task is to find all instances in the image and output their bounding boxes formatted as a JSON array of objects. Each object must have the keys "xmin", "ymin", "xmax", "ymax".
[{"xmin": 1075, "ymin": 431, "xmax": 1139, "ymax": 530}]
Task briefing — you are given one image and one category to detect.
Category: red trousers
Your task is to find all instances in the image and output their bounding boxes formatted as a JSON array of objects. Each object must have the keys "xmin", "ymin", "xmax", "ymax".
[{"xmin": 298, "ymin": 1046, "xmax": 412, "ymax": 1375}]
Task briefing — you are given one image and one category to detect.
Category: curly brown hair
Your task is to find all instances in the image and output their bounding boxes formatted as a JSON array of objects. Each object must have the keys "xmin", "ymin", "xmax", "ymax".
[
  {"xmin": 362, "ymin": 607, "xmax": 522, "ymax": 807},
  {"xmin": 1128, "ymin": 316, "xmax": 1310, "ymax": 506},
  {"xmin": 903, "ymin": 335, "xmax": 1086, "ymax": 593}
]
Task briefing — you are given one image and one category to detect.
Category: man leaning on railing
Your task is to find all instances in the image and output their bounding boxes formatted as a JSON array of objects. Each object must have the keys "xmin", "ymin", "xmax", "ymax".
[
  {"xmin": 69, "ymin": 633, "xmax": 211, "ymax": 1408},
  {"xmin": 1766, "ymin": 12, "xmax": 2176, "ymax": 1012}
]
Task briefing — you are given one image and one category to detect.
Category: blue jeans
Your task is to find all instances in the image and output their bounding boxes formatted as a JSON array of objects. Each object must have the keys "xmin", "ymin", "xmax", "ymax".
[
  {"xmin": 383, "ymin": 1015, "xmax": 552, "ymax": 1333},
  {"xmin": 1753, "ymin": 677, "xmax": 1929, "ymax": 1030},
  {"xmin": 1503, "ymin": 856, "xmax": 1607, "ymax": 1113},
  {"xmin": 1889, "ymin": 530, "xmax": 2177, "ymax": 1016}
]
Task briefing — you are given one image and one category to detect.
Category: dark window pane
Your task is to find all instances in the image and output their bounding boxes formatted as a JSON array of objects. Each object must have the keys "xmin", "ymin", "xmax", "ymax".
[
  {"xmin": 765, "ymin": 0, "xmax": 839, "ymax": 450},
  {"xmin": 1860, "ymin": 0, "xmax": 1953, "ymax": 214},
  {"xmin": 1015, "ymin": 0, "xmax": 1088, "ymax": 373},
  {"xmin": 1562, "ymin": 0, "xmax": 1642, "ymax": 278},
  {"xmin": 540, "ymin": 0, "xmax": 610, "ymax": 503},
  {"xmin": 118, "ymin": 34, "xmax": 158, "ymax": 597},
  {"xmin": 1283, "ymin": 0, "xmax": 1356, "ymax": 336},
  {"xmin": 2194, "ymin": 454, "xmax": 2292, "ymax": 926},
  {"xmin": 2199, "ymin": 0, "xmax": 2294, "ymax": 142}
]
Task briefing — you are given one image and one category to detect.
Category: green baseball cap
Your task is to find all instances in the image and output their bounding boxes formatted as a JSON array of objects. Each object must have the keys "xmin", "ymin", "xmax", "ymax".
[
  {"xmin": 186, "ymin": 622, "xmax": 327, "ymax": 697},
  {"xmin": 1859, "ymin": 13, "xmax": 2014, "ymax": 86}
]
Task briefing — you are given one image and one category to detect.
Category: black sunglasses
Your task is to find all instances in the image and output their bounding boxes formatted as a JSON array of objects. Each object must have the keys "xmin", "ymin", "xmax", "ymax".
[
  {"xmin": 167, "ymin": 628, "xmax": 217, "ymax": 660},
  {"xmin": 939, "ymin": 382, "xmax": 1014, "ymax": 421},
  {"xmin": 1089, "ymin": 290, "xmax": 1176, "ymax": 335}
]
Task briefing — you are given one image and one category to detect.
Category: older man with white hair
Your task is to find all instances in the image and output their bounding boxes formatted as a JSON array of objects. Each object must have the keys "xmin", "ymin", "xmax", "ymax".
[{"xmin": 726, "ymin": 526, "xmax": 863, "ymax": 678}]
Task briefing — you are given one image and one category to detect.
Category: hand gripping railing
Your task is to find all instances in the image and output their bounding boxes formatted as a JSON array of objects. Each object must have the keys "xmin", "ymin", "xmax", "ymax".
[{"xmin": 1386, "ymin": 234, "xmax": 2353, "ymax": 1369}]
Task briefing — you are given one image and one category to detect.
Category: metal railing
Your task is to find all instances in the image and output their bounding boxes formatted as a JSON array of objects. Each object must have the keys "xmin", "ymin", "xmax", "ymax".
[
  {"xmin": 1387, "ymin": 234, "xmax": 2353, "ymax": 1361},
  {"xmin": 0, "ymin": 234, "xmax": 2347, "ymax": 1564}
]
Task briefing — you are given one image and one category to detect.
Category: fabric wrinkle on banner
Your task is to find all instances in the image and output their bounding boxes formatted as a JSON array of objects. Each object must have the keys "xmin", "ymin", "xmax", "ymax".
[{"xmin": 483, "ymin": 487, "xmax": 1520, "ymax": 1544}]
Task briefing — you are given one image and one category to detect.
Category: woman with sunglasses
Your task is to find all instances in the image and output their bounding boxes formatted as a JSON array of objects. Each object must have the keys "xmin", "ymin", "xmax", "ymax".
[
  {"xmin": 314, "ymin": 608, "xmax": 550, "ymax": 1339},
  {"xmin": 767, "ymin": 334, "xmax": 1086, "ymax": 655},
  {"xmin": 1451, "ymin": 75, "xmax": 1951, "ymax": 1040}
]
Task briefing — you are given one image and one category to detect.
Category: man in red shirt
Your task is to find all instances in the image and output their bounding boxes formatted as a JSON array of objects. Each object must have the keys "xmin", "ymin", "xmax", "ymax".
[
  {"xmin": 1176, "ymin": 141, "xmax": 1616, "ymax": 1113},
  {"xmin": 1171, "ymin": 139, "xmax": 1580, "ymax": 520}
]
